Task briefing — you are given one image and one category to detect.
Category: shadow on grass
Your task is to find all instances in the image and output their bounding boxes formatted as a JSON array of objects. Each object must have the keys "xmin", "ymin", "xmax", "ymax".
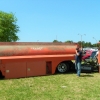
[
  {"xmin": 80, "ymin": 74, "xmax": 94, "ymax": 77},
  {"xmin": 55, "ymin": 70, "xmax": 95, "ymax": 77}
]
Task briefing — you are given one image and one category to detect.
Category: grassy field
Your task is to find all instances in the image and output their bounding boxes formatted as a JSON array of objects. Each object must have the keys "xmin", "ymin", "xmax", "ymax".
[{"xmin": 0, "ymin": 72, "xmax": 100, "ymax": 100}]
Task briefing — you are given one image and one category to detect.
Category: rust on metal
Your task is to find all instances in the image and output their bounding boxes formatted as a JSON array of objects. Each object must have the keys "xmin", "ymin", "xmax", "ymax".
[{"xmin": 0, "ymin": 42, "xmax": 78, "ymax": 56}]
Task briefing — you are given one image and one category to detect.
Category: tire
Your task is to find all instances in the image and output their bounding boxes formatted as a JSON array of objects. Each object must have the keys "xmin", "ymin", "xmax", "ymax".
[
  {"xmin": 68, "ymin": 61, "xmax": 75, "ymax": 71},
  {"xmin": 57, "ymin": 62, "xmax": 69, "ymax": 73}
]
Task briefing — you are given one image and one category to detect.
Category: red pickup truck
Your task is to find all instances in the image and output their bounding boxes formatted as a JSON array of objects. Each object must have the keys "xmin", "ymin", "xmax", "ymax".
[{"xmin": 82, "ymin": 50, "xmax": 93, "ymax": 60}]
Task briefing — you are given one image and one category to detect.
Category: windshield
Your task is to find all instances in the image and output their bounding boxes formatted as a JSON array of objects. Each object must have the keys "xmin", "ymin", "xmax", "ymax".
[{"xmin": 90, "ymin": 51, "xmax": 97, "ymax": 58}]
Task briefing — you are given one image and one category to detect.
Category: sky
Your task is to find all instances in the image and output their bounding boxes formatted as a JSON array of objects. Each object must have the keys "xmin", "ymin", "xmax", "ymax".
[{"xmin": 0, "ymin": 0, "xmax": 100, "ymax": 44}]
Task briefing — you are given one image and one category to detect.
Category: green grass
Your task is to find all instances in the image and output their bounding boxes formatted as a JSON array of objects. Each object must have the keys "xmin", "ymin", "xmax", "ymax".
[{"xmin": 0, "ymin": 72, "xmax": 100, "ymax": 100}]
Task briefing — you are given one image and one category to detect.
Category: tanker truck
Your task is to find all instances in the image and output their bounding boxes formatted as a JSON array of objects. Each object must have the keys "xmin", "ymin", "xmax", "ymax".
[{"xmin": 0, "ymin": 42, "xmax": 79, "ymax": 79}]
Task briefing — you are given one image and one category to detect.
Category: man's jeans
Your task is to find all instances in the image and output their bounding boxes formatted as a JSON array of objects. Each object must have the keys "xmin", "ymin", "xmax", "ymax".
[{"xmin": 75, "ymin": 62, "xmax": 81, "ymax": 76}]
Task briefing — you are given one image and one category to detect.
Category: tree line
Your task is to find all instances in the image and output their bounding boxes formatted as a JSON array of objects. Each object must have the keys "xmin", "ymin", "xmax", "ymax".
[{"xmin": 53, "ymin": 40, "xmax": 100, "ymax": 48}]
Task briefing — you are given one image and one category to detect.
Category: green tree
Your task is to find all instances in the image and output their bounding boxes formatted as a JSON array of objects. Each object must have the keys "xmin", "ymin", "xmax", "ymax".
[
  {"xmin": 84, "ymin": 42, "xmax": 92, "ymax": 47},
  {"xmin": 53, "ymin": 40, "xmax": 62, "ymax": 43},
  {"xmin": 65, "ymin": 40, "xmax": 73, "ymax": 43},
  {"xmin": 0, "ymin": 11, "xmax": 19, "ymax": 42}
]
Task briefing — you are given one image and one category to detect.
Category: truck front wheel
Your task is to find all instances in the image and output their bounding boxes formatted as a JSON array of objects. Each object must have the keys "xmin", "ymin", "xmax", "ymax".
[{"xmin": 57, "ymin": 62, "xmax": 69, "ymax": 73}]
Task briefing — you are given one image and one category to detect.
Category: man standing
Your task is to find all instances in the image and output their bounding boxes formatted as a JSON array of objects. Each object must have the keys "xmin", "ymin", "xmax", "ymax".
[{"xmin": 75, "ymin": 47, "xmax": 82, "ymax": 77}]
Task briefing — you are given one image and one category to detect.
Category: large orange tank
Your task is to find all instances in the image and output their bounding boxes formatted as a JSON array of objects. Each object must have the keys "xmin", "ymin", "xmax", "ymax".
[{"xmin": 0, "ymin": 42, "xmax": 79, "ymax": 56}]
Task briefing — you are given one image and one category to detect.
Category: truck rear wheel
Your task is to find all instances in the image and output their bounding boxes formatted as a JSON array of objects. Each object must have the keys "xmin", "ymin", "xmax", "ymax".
[{"xmin": 57, "ymin": 62, "xmax": 69, "ymax": 73}]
